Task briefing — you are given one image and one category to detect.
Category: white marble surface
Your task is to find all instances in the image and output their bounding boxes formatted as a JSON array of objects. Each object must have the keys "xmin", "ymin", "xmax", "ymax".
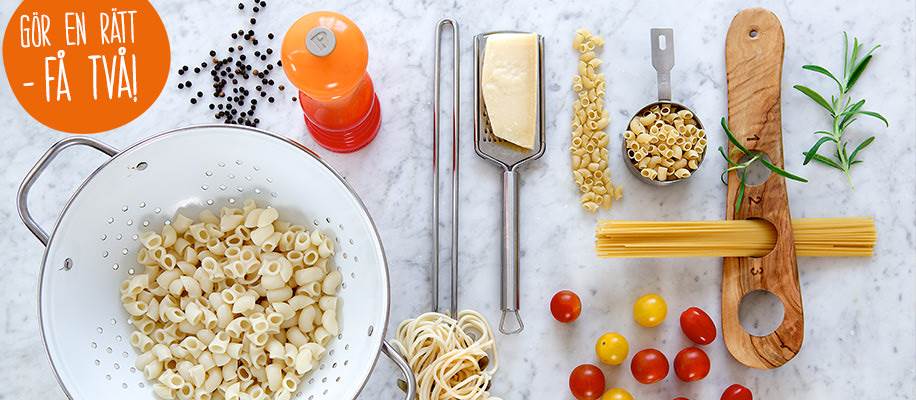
[{"xmin": 1, "ymin": 0, "xmax": 914, "ymax": 399}]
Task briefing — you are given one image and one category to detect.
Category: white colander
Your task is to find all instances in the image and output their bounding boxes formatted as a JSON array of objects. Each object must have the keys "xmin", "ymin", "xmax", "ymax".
[{"xmin": 17, "ymin": 125, "xmax": 416, "ymax": 400}]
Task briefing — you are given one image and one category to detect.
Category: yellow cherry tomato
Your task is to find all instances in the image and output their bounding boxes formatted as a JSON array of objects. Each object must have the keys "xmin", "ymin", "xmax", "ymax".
[
  {"xmin": 595, "ymin": 332, "xmax": 629, "ymax": 366},
  {"xmin": 633, "ymin": 293, "xmax": 667, "ymax": 327},
  {"xmin": 602, "ymin": 387, "xmax": 634, "ymax": 400}
]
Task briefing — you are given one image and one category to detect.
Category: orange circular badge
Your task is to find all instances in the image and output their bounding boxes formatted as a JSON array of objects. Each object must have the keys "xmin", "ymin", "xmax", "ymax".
[{"xmin": 3, "ymin": 0, "xmax": 169, "ymax": 134}]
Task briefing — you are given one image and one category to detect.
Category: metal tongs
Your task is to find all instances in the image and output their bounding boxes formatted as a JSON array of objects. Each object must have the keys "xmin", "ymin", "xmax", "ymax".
[
  {"xmin": 474, "ymin": 32, "xmax": 546, "ymax": 334},
  {"xmin": 432, "ymin": 18, "xmax": 460, "ymax": 317}
]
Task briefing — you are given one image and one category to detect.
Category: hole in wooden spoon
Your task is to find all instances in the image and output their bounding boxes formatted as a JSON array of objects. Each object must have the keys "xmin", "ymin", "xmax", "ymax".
[
  {"xmin": 739, "ymin": 289, "xmax": 784, "ymax": 336},
  {"xmin": 749, "ymin": 29, "xmax": 759, "ymax": 38},
  {"xmin": 737, "ymin": 153, "xmax": 772, "ymax": 187}
]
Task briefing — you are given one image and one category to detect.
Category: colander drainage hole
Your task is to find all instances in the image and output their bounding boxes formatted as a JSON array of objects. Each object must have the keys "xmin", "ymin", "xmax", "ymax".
[
  {"xmin": 135, "ymin": 162, "xmax": 148, "ymax": 170},
  {"xmin": 367, "ymin": 325, "xmax": 374, "ymax": 336}
]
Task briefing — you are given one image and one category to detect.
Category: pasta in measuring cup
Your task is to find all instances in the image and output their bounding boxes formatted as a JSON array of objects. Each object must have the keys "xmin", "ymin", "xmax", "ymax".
[
  {"xmin": 120, "ymin": 200, "xmax": 340, "ymax": 400},
  {"xmin": 624, "ymin": 103, "xmax": 705, "ymax": 182}
]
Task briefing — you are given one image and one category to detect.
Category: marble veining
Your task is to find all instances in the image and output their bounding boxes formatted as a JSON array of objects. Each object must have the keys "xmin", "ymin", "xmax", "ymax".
[{"xmin": 0, "ymin": 0, "xmax": 914, "ymax": 399}]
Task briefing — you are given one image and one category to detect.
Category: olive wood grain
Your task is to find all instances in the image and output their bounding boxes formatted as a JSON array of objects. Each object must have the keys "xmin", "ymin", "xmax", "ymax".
[{"xmin": 723, "ymin": 8, "xmax": 803, "ymax": 369}]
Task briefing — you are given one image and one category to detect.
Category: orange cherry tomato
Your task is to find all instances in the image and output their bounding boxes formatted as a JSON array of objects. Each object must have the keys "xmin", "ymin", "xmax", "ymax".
[
  {"xmin": 721, "ymin": 384, "xmax": 753, "ymax": 400},
  {"xmin": 630, "ymin": 348, "xmax": 668, "ymax": 384},
  {"xmin": 570, "ymin": 364, "xmax": 606, "ymax": 400},
  {"xmin": 680, "ymin": 307, "xmax": 717, "ymax": 345},
  {"xmin": 551, "ymin": 290, "xmax": 582, "ymax": 323},
  {"xmin": 673, "ymin": 347, "xmax": 710, "ymax": 382}
]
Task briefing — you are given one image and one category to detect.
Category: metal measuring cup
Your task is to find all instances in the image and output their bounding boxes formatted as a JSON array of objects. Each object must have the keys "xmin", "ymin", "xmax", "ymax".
[{"xmin": 623, "ymin": 28, "xmax": 706, "ymax": 186}]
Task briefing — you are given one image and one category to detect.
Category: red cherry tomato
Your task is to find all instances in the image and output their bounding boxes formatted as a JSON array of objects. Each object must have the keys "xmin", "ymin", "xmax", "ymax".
[
  {"xmin": 673, "ymin": 398, "xmax": 690, "ymax": 400},
  {"xmin": 551, "ymin": 290, "xmax": 582, "ymax": 323},
  {"xmin": 630, "ymin": 348, "xmax": 669, "ymax": 384},
  {"xmin": 569, "ymin": 364, "xmax": 606, "ymax": 400},
  {"xmin": 680, "ymin": 307, "xmax": 717, "ymax": 345},
  {"xmin": 673, "ymin": 347, "xmax": 710, "ymax": 382},
  {"xmin": 721, "ymin": 384, "xmax": 753, "ymax": 400}
]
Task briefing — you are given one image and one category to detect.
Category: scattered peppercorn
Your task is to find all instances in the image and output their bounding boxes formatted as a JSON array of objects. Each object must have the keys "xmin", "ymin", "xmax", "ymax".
[{"xmin": 175, "ymin": 5, "xmax": 282, "ymax": 128}]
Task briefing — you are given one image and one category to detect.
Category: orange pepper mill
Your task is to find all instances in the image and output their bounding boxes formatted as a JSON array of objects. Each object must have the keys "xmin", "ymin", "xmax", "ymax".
[{"xmin": 281, "ymin": 11, "xmax": 381, "ymax": 152}]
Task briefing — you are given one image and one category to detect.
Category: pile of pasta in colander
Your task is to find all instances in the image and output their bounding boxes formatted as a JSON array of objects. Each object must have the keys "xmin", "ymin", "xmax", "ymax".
[{"xmin": 119, "ymin": 200, "xmax": 341, "ymax": 400}]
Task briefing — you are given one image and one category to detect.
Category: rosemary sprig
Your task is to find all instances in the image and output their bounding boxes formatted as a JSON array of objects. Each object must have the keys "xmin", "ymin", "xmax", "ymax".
[
  {"xmin": 719, "ymin": 118, "xmax": 808, "ymax": 213},
  {"xmin": 793, "ymin": 32, "xmax": 888, "ymax": 187}
]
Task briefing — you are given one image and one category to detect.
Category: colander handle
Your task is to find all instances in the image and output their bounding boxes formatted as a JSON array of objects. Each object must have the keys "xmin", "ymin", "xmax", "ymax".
[
  {"xmin": 17, "ymin": 136, "xmax": 118, "ymax": 246},
  {"xmin": 382, "ymin": 340, "xmax": 417, "ymax": 400}
]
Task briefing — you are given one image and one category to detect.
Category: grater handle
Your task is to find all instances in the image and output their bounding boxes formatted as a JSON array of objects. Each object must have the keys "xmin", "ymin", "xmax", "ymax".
[
  {"xmin": 18, "ymin": 136, "xmax": 119, "ymax": 246},
  {"xmin": 499, "ymin": 169, "xmax": 524, "ymax": 334}
]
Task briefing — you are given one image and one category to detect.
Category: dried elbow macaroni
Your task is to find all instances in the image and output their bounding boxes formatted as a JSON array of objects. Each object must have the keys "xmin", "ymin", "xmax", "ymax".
[
  {"xmin": 571, "ymin": 29, "xmax": 622, "ymax": 212},
  {"xmin": 624, "ymin": 103, "xmax": 706, "ymax": 182},
  {"xmin": 121, "ymin": 200, "xmax": 340, "ymax": 400}
]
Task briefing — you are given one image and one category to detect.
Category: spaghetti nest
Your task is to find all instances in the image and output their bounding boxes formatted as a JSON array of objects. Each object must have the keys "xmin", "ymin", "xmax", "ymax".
[{"xmin": 393, "ymin": 310, "xmax": 501, "ymax": 400}]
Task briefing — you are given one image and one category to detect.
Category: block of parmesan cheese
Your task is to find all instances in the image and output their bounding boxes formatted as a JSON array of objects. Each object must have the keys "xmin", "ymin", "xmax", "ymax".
[{"xmin": 481, "ymin": 33, "xmax": 538, "ymax": 149}]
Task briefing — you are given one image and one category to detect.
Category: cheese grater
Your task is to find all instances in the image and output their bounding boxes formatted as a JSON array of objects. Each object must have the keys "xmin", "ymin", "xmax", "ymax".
[{"xmin": 473, "ymin": 32, "xmax": 546, "ymax": 335}]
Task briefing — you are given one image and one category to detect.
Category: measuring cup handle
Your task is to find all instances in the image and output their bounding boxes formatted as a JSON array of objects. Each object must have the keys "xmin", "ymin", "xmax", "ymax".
[
  {"xmin": 499, "ymin": 169, "xmax": 524, "ymax": 335},
  {"xmin": 381, "ymin": 340, "xmax": 417, "ymax": 400},
  {"xmin": 17, "ymin": 136, "xmax": 118, "ymax": 246},
  {"xmin": 650, "ymin": 28, "xmax": 675, "ymax": 101}
]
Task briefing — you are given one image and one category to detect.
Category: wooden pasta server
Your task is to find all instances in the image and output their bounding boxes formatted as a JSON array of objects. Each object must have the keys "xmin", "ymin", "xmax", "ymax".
[{"xmin": 722, "ymin": 8, "xmax": 802, "ymax": 369}]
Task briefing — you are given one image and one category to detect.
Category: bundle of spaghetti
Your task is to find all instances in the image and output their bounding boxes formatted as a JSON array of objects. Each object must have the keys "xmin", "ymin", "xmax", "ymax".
[
  {"xmin": 393, "ymin": 310, "xmax": 501, "ymax": 400},
  {"xmin": 596, "ymin": 218, "xmax": 875, "ymax": 258}
]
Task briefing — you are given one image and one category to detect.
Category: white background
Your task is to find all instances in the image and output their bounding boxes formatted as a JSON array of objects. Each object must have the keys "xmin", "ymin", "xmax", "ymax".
[{"xmin": 1, "ymin": 0, "xmax": 914, "ymax": 399}]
